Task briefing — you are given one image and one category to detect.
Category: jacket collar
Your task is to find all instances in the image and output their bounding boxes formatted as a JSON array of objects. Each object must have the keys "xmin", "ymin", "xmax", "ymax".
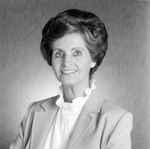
[
  {"xmin": 84, "ymin": 87, "xmax": 104, "ymax": 113},
  {"xmin": 67, "ymin": 87, "xmax": 104, "ymax": 149},
  {"xmin": 30, "ymin": 95, "xmax": 59, "ymax": 149},
  {"xmin": 30, "ymin": 88, "xmax": 104, "ymax": 149},
  {"xmin": 41, "ymin": 95, "xmax": 60, "ymax": 111},
  {"xmin": 40, "ymin": 83, "xmax": 103, "ymax": 113}
]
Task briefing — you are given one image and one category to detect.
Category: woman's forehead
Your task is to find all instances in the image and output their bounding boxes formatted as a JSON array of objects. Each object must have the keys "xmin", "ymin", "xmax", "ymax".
[{"xmin": 52, "ymin": 33, "xmax": 87, "ymax": 51}]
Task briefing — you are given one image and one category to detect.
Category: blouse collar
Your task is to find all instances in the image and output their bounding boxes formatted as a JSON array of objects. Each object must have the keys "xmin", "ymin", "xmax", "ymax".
[{"xmin": 56, "ymin": 80, "xmax": 96, "ymax": 113}]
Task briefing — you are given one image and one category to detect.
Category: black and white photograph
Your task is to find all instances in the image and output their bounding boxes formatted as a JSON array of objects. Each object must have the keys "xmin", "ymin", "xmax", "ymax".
[{"xmin": 0, "ymin": 0, "xmax": 150, "ymax": 149}]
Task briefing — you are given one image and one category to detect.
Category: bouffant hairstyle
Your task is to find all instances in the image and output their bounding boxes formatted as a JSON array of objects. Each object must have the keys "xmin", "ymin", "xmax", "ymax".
[{"xmin": 40, "ymin": 9, "xmax": 108, "ymax": 80}]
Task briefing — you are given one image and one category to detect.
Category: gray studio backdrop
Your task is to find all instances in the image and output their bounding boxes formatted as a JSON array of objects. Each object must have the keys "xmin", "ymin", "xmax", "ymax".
[{"xmin": 0, "ymin": 0, "xmax": 150, "ymax": 149}]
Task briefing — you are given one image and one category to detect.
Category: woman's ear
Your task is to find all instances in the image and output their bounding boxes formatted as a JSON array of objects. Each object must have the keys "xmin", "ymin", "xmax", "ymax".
[{"xmin": 90, "ymin": 61, "xmax": 96, "ymax": 68}]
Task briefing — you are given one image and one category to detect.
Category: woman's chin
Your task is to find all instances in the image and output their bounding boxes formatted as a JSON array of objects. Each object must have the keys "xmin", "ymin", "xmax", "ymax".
[
  {"xmin": 59, "ymin": 77, "xmax": 81, "ymax": 87},
  {"xmin": 61, "ymin": 80, "xmax": 76, "ymax": 87}
]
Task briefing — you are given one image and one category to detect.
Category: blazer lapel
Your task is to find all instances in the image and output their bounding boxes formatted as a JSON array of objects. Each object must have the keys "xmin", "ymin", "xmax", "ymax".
[
  {"xmin": 67, "ymin": 88, "xmax": 104, "ymax": 149},
  {"xmin": 67, "ymin": 107, "xmax": 92, "ymax": 149},
  {"xmin": 30, "ymin": 96, "xmax": 59, "ymax": 149}
]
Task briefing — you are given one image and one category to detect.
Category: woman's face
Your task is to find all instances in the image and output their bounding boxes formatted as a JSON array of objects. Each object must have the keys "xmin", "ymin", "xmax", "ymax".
[{"xmin": 51, "ymin": 33, "xmax": 96, "ymax": 87}]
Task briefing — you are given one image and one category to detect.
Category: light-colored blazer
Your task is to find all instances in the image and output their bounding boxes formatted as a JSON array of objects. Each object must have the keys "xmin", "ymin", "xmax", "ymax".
[{"xmin": 10, "ymin": 88, "xmax": 133, "ymax": 149}]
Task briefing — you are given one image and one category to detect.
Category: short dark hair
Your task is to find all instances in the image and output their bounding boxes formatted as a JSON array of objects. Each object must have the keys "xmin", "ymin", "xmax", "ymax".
[{"xmin": 40, "ymin": 9, "xmax": 108, "ymax": 80}]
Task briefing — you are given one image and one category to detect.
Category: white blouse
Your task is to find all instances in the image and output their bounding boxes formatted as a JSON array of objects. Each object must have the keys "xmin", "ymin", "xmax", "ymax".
[{"xmin": 43, "ymin": 80, "xmax": 96, "ymax": 149}]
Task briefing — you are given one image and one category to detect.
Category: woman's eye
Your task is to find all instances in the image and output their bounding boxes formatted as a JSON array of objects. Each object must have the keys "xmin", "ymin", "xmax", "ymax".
[
  {"xmin": 73, "ymin": 50, "xmax": 82, "ymax": 56},
  {"xmin": 54, "ymin": 52, "xmax": 63, "ymax": 58}
]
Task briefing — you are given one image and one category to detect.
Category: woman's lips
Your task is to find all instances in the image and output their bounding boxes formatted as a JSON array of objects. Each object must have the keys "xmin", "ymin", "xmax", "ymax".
[{"xmin": 61, "ymin": 70, "xmax": 77, "ymax": 74}]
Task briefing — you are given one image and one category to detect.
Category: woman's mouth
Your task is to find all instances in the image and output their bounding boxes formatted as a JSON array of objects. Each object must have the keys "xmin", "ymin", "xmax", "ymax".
[{"xmin": 61, "ymin": 70, "xmax": 77, "ymax": 74}]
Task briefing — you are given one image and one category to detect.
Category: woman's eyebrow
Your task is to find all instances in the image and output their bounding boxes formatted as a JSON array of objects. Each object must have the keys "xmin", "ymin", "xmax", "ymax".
[
  {"xmin": 72, "ymin": 47, "xmax": 84, "ymax": 51},
  {"xmin": 53, "ymin": 47, "xmax": 84, "ymax": 52},
  {"xmin": 53, "ymin": 48, "xmax": 63, "ymax": 52}
]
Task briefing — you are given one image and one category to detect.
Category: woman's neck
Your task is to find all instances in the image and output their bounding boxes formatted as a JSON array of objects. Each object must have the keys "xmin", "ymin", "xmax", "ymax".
[{"xmin": 62, "ymin": 81, "xmax": 90, "ymax": 103}]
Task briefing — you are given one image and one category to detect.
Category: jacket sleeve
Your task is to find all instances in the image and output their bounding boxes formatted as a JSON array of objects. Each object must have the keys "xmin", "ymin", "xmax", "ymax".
[
  {"xmin": 106, "ymin": 112, "xmax": 133, "ymax": 149},
  {"xmin": 9, "ymin": 102, "xmax": 35, "ymax": 149}
]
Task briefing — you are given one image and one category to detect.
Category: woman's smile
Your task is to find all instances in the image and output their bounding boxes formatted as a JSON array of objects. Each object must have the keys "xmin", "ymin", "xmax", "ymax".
[{"xmin": 61, "ymin": 69, "xmax": 77, "ymax": 75}]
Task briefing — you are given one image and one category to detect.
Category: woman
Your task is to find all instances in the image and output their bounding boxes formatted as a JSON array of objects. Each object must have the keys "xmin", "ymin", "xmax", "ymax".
[{"xmin": 10, "ymin": 9, "xmax": 133, "ymax": 149}]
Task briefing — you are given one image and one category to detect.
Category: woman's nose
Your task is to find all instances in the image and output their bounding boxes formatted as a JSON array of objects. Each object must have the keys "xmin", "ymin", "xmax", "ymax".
[{"xmin": 62, "ymin": 55, "xmax": 72, "ymax": 67}]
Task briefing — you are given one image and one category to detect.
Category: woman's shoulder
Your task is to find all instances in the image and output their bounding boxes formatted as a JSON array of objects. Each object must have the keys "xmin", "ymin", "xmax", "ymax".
[{"xmin": 100, "ymin": 99, "xmax": 132, "ymax": 121}]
